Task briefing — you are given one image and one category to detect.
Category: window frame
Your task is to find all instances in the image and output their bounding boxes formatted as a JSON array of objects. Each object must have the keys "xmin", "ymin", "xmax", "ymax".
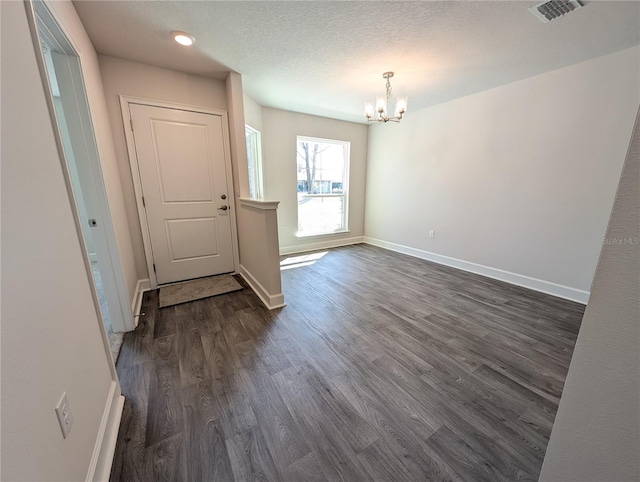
[
  {"xmin": 295, "ymin": 135, "xmax": 350, "ymax": 238},
  {"xmin": 245, "ymin": 124, "xmax": 264, "ymax": 200}
]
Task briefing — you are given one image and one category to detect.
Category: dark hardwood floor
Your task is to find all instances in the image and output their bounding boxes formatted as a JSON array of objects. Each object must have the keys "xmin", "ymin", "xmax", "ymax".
[{"xmin": 110, "ymin": 244, "xmax": 584, "ymax": 481}]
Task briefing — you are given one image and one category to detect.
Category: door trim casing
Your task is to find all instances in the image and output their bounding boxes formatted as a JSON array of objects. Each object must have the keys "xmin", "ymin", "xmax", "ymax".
[
  {"xmin": 119, "ymin": 95, "xmax": 240, "ymax": 289},
  {"xmin": 27, "ymin": 1, "xmax": 135, "ymax": 337}
]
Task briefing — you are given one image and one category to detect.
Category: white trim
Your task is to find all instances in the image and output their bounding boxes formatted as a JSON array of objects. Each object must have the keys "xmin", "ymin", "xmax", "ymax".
[
  {"xmin": 280, "ymin": 236, "xmax": 364, "ymax": 256},
  {"xmin": 119, "ymin": 95, "xmax": 240, "ymax": 289},
  {"xmin": 296, "ymin": 136, "xmax": 351, "ymax": 236},
  {"xmin": 244, "ymin": 125, "xmax": 264, "ymax": 200},
  {"xmin": 37, "ymin": 5, "xmax": 133, "ymax": 335},
  {"xmin": 362, "ymin": 236, "xmax": 590, "ymax": 304},
  {"xmin": 86, "ymin": 381, "xmax": 125, "ymax": 482},
  {"xmin": 296, "ymin": 229, "xmax": 350, "ymax": 239},
  {"xmin": 238, "ymin": 264, "xmax": 286, "ymax": 310},
  {"xmin": 131, "ymin": 278, "xmax": 150, "ymax": 326},
  {"xmin": 238, "ymin": 198, "xmax": 280, "ymax": 210}
]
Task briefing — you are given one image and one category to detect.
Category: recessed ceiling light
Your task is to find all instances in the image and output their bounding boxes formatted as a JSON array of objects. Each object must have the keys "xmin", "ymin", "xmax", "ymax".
[{"xmin": 171, "ymin": 31, "xmax": 195, "ymax": 46}]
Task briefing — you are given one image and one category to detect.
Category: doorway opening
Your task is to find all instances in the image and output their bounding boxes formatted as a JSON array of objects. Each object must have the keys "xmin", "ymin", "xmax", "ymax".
[{"xmin": 32, "ymin": 0, "xmax": 134, "ymax": 362}]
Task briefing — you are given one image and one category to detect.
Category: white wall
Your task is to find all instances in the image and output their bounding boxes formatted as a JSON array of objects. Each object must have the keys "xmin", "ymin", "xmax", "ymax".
[
  {"xmin": 540, "ymin": 111, "xmax": 639, "ymax": 481},
  {"xmin": 237, "ymin": 201, "xmax": 285, "ymax": 308},
  {"xmin": 261, "ymin": 108, "xmax": 368, "ymax": 253},
  {"xmin": 98, "ymin": 55, "xmax": 228, "ymax": 280},
  {"xmin": 226, "ymin": 72, "xmax": 250, "ymax": 200},
  {"xmin": 244, "ymin": 93, "xmax": 263, "ymax": 132},
  {"xmin": 364, "ymin": 46, "xmax": 639, "ymax": 301},
  {"xmin": 1, "ymin": 2, "xmax": 115, "ymax": 479}
]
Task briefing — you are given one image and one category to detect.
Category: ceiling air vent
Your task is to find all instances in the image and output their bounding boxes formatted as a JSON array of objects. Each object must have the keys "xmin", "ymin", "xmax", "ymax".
[{"xmin": 529, "ymin": 0, "xmax": 583, "ymax": 23}]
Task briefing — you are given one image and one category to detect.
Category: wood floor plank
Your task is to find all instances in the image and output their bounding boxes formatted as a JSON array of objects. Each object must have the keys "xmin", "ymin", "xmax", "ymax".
[
  {"xmin": 145, "ymin": 361, "xmax": 184, "ymax": 448},
  {"xmin": 281, "ymin": 452, "xmax": 327, "ymax": 482},
  {"xmin": 111, "ymin": 244, "xmax": 584, "ymax": 481},
  {"xmin": 271, "ymin": 367, "xmax": 373, "ymax": 482},
  {"xmin": 241, "ymin": 361, "xmax": 312, "ymax": 472},
  {"xmin": 153, "ymin": 304, "xmax": 178, "ymax": 339},
  {"xmin": 226, "ymin": 426, "xmax": 281, "ymax": 482},
  {"xmin": 111, "ymin": 363, "xmax": 152, "ymax": 482},
  {"xmin": 109, "ymin": 400, "xmax": 138, "ymax": 482},
  {"xmin": 118, "ymin": 299, "xmax": 155, "ymax": 368},
  {"xmin": 425, "ymin": 426, "xmax": 517, "ymax": 482},
  {"xmin": 279, "ymin": 363, "xmax": 378, "ymax": 454},
  {"xmin": 175, "ymin": 312, "xmax": 210, "ymax": 388},
  {"xmin": 418, "ymin": 369, "xmax": 547, "ymax": 476},
  {"xmin": 332, "ymin": 360, "xmax": 441, "ymax": 440},
  {"xmin": 473, "ymin": 363, "xmax": 558, "ymax": 416},
  {"xmin": 356, "ymin": 440, "xmax": 420, "ymax": 482},
  {"xmin": 144, "ymin": 433, "xmax": 187, "ymax": 482},
  {"xmin": 330, "ymin": 372, "xmax": 457, "ymax": 481},
  {"xmin": 203, "ymin": 332, "xmax": 258, "ymax": 438},
  {"xmin": 181, "ymin": 381, "xmax": 233, "ymax": 481}
]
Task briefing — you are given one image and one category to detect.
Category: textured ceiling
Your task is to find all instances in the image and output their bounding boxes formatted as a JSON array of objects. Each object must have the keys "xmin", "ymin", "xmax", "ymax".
[{"xmin": 73, "ymin": 1, "xmax": 640, "ymax": 123}]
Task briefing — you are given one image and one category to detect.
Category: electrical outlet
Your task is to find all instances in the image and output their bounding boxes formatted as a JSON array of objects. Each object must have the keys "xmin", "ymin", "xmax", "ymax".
[
  {"xmin": 429, "ymin": 229, "xmax": 436, "ymax": 239},
  {"xmin": 55, "ymin": 392, "xmax": 73, "ymax": 439}
]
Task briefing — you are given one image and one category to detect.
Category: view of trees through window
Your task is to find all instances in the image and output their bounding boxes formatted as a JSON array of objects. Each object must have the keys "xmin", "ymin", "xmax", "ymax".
[{"xmin": 296, "ymin": 137, "xmax": 349, "ymax": 235}]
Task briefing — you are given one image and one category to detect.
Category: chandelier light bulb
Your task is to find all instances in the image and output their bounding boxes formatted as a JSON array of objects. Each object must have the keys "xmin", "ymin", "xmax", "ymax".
[
  {"xmin": 364, "ymin": 103, "xmax": 375, "ymax": 119},
  {"xmin": 395, "ymin": 96, "xmax": 408, "ymax": 117}
]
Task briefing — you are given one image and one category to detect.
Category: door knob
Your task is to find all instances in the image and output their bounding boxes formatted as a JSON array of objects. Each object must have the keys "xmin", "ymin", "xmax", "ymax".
[
  {"xmin": 221, "ymin": 194, "xmax": 227, "ymax": 200},
  {"xmin": 218, "ymin": 205, "xmax": 229, "ymax": 211}
]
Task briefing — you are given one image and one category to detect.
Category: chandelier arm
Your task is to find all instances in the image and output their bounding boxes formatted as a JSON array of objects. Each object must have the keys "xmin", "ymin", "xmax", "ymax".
[{"xmin": 370, "ymin": 116, "xmax": 404, "ymax": 123}]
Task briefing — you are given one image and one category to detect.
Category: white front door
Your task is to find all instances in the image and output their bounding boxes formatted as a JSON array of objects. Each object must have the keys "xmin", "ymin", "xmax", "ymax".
[{"xmin": 129, "ymin": 104, "xmax": 234, "ymax": 285}]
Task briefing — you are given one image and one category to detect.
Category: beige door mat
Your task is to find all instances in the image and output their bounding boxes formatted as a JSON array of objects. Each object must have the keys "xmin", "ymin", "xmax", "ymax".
[{"xmin": 159, "ymin": 274, "xmax": 243, "ymax": 308}]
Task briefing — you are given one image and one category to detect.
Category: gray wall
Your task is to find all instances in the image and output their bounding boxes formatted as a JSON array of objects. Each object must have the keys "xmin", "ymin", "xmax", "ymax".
[
  {"xmin": 1, "ymin": 2, "xmax": 114, "ymax": 479},
  {"xmin": 540, "ymin": 111, "xmax": 640, "ymax": 481},
  {"xmin": 364, "ymin": 47, "xmax": 639, "ymax": 300}
]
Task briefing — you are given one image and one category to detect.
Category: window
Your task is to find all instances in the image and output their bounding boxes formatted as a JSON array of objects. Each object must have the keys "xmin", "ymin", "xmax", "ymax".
[
  {"xmin": 245, "ymin": 125, "xmax": 263, "ymax": 199},
  {"xmin": 296, "ymin": 136, "xmax": 350, "ymax": 236}
]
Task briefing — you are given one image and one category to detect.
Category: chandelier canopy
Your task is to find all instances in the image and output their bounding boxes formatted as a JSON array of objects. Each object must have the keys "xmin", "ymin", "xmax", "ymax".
[{"xmin": 364, "ymin": 72, "xmax": 408, "ymax": 123}]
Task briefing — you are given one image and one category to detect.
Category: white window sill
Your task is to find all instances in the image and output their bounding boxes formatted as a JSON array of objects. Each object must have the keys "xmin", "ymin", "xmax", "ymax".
[{"xmin": 295, "ymin": 230, "xmax": 350, "ymax": 239}]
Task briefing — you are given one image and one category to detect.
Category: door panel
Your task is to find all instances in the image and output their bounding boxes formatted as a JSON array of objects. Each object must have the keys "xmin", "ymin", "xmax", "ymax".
[
  {"xmin": 153, "ymin": 121, "xmax": 214, "ymax": 203},
  {"xmin": 130, "ymin": 104, "xmax": 234, "ymax": 284},
  {"xmin": 165, "ymin": 217, "xmax": 220, "ymax": 260}
]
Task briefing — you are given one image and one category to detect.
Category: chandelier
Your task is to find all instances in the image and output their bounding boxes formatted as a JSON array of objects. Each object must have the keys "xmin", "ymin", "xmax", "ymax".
[{"xmin": 364, "ymin": 72, "xmax": 408, "ymax": 123}]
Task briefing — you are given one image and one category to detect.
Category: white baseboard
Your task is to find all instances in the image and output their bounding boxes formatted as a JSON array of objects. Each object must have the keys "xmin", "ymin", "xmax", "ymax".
[
  {"xmin": 238, "ymin": 264, "xmax": 286, "ymax": 310},
  {"xmin": 362, "ymin": 236, "xmax": 590, "ymax": 304},
  {"xmin": 86, "ymin": 381, "xmax": 125, "ymax": 482},
  {"xmin": 131, "ymin": 279, "xmax": 150, "ymax": 327},
  {"xmin": 280, "ymin": 235, "xmax": 364, "ymax": 256}
]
